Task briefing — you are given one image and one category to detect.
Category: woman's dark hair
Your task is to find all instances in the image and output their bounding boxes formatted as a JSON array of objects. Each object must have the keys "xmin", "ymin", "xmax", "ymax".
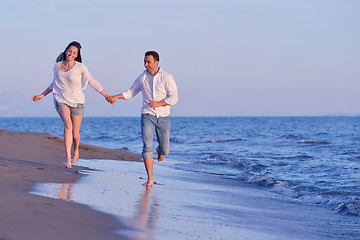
[
  {"xmin": 56, "ymin": 41, "xmax": 82, "ymax": 63},
  {"xmin": 145, "ymin": 51, "xmax": 160, "ymax": 62}
]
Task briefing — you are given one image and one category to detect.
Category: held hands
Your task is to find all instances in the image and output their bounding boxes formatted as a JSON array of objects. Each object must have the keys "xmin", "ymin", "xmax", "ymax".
[
  {"xmin": 106, "ymin": 95, "xmax": 118, "ymax": 105},
  {"xmin": 100, "ymin": 90, "xmax": 117, "ymax": 105}
]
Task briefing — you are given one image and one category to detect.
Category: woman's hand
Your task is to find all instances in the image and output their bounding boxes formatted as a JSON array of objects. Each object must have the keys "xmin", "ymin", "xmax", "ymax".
[
  {"xmin": 100, "ymin": 90, "xmax": 115, "ymax": 105},
  {"xmin": 32, "ymin": 95, "xmax": 44, "ymax": 102},
  {"xmin": 32, "ymin": 88, "xmax": 52, "ymax": 102},
  {"xmin": 106, "ymin": 95, "xmax": 118, "ymax": 105}
]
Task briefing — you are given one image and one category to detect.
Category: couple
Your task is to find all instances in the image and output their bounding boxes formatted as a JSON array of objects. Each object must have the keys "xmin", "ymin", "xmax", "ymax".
[{"xmin": 32, "ymin": 41, "xmax": 178, "ymax": 186}]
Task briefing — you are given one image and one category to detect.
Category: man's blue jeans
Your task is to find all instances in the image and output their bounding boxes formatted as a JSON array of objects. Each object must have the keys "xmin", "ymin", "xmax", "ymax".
[{"xmin": 141, "ymin": 114, "xmax": 171, "ymax": 159}]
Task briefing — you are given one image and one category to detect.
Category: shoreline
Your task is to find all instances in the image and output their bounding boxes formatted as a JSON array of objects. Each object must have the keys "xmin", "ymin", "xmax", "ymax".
[
  {"xmin": 2, "ymin": 130, "xmax": 360, "ymax": 240},
  {"xmin": 0, "ymin": 130, "xmax": 141, "ymax": 240},
  {"xmin": 31, "ymin": 158, "xmax": 360, "ymax": 240}
]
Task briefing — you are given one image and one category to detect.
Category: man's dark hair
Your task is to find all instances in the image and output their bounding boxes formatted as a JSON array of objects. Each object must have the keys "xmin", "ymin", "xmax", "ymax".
[{"xmin": 145, "ymin": 51, "xmax": 160, "ymax": 62}]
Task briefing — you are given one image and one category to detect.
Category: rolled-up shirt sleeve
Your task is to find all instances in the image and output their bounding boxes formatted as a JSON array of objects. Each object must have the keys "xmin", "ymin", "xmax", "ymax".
[{"xmin": 164, "ymin": 74, "xmax": 178, "ymax": 106}]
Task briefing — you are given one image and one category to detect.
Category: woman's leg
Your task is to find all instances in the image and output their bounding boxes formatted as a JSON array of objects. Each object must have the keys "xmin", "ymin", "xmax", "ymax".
[
  {"xmin": 57, "ymin": 106, "xmax": 73, "ymax": 168},
  {"xmin": 71, "ymin": 114, "xmax": 83, "ymax": 163}
]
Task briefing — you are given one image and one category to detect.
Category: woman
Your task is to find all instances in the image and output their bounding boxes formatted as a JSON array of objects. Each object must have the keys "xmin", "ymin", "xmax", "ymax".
[{"xmin": 32, "ymin": 41, "xmax": 110, "ymax": 168}]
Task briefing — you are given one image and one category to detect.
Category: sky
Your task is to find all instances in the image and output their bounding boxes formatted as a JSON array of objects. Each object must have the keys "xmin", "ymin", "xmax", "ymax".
[{"xmin": 0, "ymin": 0, "xmax": 359, "ymax": 117}]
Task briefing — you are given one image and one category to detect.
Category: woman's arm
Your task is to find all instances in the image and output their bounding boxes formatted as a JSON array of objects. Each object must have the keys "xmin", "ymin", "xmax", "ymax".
[
  {"xmin": 99, "ymin": 90, "xmax": 110, "ymax": 98},
  {"xmin": 32, "ymin": 87, "xmax": 52, "ymax": 102}
]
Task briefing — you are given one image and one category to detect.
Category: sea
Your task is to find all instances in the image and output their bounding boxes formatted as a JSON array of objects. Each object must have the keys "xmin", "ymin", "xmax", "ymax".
[
  {"xmin": 1, "ymin": 116, "xmax": 360, "ymax": 239},
  {"xmin": 1, "ymin": 116, "xmax": 360, "ymax": 215}
]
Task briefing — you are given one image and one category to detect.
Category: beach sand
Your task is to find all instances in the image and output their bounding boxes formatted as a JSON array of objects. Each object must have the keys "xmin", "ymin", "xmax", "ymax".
[
  {"xmin": 0, "ymin": 130, "xmax": 141, "ymax": 240},
  {"xmin": 1, "ymin": 130, "xmax": 360, "ymax": 240},
  {"xmin": 31, "ymin": 159, "xmax": 360, "ymax": 240}
]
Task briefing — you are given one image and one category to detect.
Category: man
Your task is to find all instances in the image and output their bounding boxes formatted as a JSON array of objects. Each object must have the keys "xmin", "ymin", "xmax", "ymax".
[{"xmin": 107, "ymin": 51, "xmax": 178, "ymax": 186}]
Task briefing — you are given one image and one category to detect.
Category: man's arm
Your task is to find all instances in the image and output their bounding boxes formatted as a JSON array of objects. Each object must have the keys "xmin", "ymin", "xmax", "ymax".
[
  {"xmin": 149, "ymin": 73, "xmax": 178, "ymax": 108},
  {"xmin": 162, "ymin": 74, "xmax": 178, "ymax": 106},
  {"xmin": 107, "ymin": 74, "xmax": 143, "ymax": 105},
  {"xmin": 106, "ymin": 94, "xmax": 125, "ymax": 105},
  {"xmin": 149, "ymin": 100, "xmax": 169, "ymax": 108}
]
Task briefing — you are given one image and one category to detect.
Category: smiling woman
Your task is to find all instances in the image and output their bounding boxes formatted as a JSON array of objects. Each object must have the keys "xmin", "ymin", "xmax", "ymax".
[
  {"xmin": 56, "ymin": 41, "xmax": 83, "ymax": 64},
  {"xmin": 31, "ymin": 41, "xmax": 113, "ymax": 169}
]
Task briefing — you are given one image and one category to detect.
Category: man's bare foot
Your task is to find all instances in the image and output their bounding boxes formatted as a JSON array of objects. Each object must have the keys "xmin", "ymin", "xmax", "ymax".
[
  {"xmin": 143, "ymin": 181, "xmax": 154, "ymax": 187},
  {"xmin": 65, "ymin": 159, "xmax": 72, "ymax": 168},
  {"xmin": 73, "ymin": 149, "xmax": 79, "ymax": 163},
  {"xmin": 156, "ymin": 148, "xmax": 165, "ymax": 162}
]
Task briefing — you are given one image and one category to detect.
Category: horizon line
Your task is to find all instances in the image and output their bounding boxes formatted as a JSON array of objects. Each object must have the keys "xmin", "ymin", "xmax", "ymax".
[{"xmin": 1, "ymin": 114, "xmax": 359, "ymax": 118}]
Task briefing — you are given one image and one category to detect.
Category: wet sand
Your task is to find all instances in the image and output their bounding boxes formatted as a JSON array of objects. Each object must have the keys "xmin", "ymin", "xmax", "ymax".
[
  {"xmin": 33, "ymin": 160, "xmax": 360, "ymax": 240},
  {"xmin": 1, "ymin": 130, "xmax": 360, "ymax": 240},
  {"xmin": 0, "ymin": 130, "xmax": 141, "ymax": 240}
]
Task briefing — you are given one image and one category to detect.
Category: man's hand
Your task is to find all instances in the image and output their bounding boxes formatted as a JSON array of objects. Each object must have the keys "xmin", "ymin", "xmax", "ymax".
[
  {"xmin": 149, "ymin": 99, "xmax": 158, "ymax": 108},
  {"xmin": 149, "ymin": 100, "xmax": 169, "ymax": 108},
  {"xmin": 106, "ymin": 96, "xmax": 118, "ymax": 105}
]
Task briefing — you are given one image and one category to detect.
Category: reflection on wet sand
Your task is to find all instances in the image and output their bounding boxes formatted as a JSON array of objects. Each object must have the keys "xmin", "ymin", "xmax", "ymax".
[
  {"xmin": 58, "ymin": 183, "xmax": 74, "ymax": 201},
  {"xmin": 56, "ymin": 183, "xmax": 160, "ymax": 234},
  {"xmin": 51, "ymin": 177, "xmax": 160, "ymax": 239},
  {"xmin": 133, "ymin": 186, "xmax": 160, "ymax": 232}
]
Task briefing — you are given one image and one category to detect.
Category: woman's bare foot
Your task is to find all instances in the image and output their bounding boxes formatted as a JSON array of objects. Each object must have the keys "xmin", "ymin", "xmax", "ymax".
[
  {"xmin": 65, "ymin": 158, "xmax": 72, "ymax": 168},
  {"xmin": 73, "ymin": 149, "xmax": 79, "ymax": 163}
]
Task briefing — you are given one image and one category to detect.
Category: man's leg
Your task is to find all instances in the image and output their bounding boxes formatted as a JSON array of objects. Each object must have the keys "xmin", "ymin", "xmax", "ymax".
[
  {"xmin": 141, "ymin": 114, "xmax": 156, "ymax": 186},
  {"xmin": 143, "ymin": 158, "xmax": 154, "ymax": 186},
  {"xmin": 155, "ymin": 116, "xmax": 171, "ymax": 162}
]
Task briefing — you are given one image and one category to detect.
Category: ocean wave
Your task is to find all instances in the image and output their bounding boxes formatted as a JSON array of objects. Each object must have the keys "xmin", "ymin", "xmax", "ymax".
[
  {"xmin": 171, "ymin": 137, "xmax": 243, "ymax": 144},
  {"xmin": 272, "ymin": 182, "xmax": 300, "ymax": 198},
  {"xmin": 315, "ymin": 132, "xmax": 330, "ymax": 136},
  {"xmin": 235, "ymin": 171, "xmax": 360, "ymax": 216},
  {"xmin": 282, "ymin": 138, "xmax": 330, "ymax": 144},
  {"xmin": 83, "ymin": 134, "xmax": 113, "ymax": 141},
  {"xmin": 336, "ymin": 201, "xmax": 360, "ymax": 216},
  {"xmin": 298, "ymin": 139, "xmax": 330, "ymax": 144},
  {"xmin": 246, "ymin": 175, "xmax": 277, "ymax": 187},
  {"xmin": 198, "ymin": 153, "xmax": 237, "ymax": 166},
  {"xmin": 273, "ymin": 154, "xmax": 313, "ymax": 161},
  {"xmin": 281, "ymin": 134, "xmax": 303, "ymax": 140},
  {"xmin": 84, "ymin": 135, "xmax": 139, "ymax": 142},
  {"xmin": 206, "ymin": 153, "xmax": 227, "ymax": 161},
  {"xmin": 171, "ymin": 149, "xmax": 359, "ymax": 217},
  {"xmin": 249, "ymin": 164, "xmax": 268, "ymax": 173}
]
